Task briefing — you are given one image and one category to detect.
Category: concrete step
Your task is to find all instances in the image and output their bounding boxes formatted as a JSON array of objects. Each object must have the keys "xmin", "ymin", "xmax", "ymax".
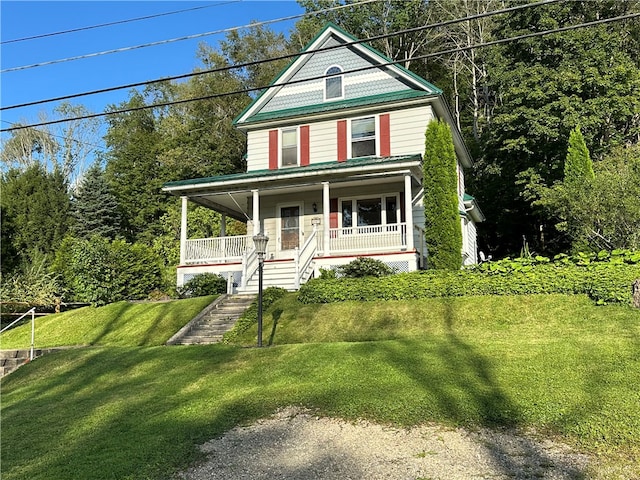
[{"xmin": 167, "ymin": 294, "xmax": 256, "ymax": 346}]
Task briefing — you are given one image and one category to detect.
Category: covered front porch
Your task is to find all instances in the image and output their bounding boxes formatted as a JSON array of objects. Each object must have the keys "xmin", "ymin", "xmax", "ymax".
[{"xmin": 162, "ymin": 156, "xmax": 426, "ymax": 293}]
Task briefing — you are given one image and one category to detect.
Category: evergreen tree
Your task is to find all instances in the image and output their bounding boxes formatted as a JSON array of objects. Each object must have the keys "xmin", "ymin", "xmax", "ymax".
[
  {"xmin": 423, "ymin": 120, "xmax": 463, "ymax": 270},
  {"xmin": 0, "ymin": 164, "xmax": 71, "ymax": 265},
  {"xmin": 71, "ymin": 163, "xmax": 122, "ymax": 240},
  {"xmin": 564, "ymin": 126, "xmax": 594, "ymax": 186}
]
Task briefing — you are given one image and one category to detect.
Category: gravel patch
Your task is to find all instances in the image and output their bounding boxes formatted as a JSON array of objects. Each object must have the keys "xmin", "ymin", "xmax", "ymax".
[{"xmin": 175, "ymin": 406, "xmax": 591, "ymax": 479}]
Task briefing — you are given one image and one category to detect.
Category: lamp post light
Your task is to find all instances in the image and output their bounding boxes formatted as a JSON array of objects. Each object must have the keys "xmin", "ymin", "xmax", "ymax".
[{"xmin": 253, "ymin": 232, "xmax": 269, "ymax": 347}]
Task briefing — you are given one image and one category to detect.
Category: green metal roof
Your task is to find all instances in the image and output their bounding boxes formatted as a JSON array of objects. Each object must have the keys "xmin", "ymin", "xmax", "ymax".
[{"xmin": 163, "ymin": 154, "xmax": 422, "ymax": 190}]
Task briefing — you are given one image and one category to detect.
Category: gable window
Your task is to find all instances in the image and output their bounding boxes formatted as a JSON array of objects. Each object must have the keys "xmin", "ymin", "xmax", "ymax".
[
  {"xmin": 281, "ymin": 128, "xmax": 298, "ymax": 166},
  {"xmin": 325, "ymin": 66, "xmax": 343, "ymax": 100},
  {"xmin": 351, "ymin": 116, "xmax": 376, "ymax": 157}
]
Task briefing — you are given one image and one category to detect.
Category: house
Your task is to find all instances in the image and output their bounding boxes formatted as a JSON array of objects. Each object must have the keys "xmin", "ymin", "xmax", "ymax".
[{"xmin": 162, "ymin": 23, "xmax": 484, "ymax": 293}]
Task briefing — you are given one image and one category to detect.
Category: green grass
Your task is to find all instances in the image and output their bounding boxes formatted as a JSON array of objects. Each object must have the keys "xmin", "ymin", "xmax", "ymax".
[
  {"xmin": 0, "ymin": 296, "xmax": 215, "ymax": 348},
  {"xmin": 1, "ymin": 293, "xmax": 639, "ymax": 479}
]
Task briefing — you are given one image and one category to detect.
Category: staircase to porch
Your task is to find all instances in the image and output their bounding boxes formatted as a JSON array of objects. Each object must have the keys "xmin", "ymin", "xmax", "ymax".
[
  {"xmin": 238, "ymin": 257, "xmax": 315, "ymax": 293},
  {"xmin": 166, "ymin": 294, "xmax": 255, "ymax": 345}
]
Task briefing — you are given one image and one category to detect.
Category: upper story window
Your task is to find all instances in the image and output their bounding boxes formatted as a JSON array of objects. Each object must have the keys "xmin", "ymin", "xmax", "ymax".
[
  {"xmin": 325, "ymin": 66, "xmax": 344, "ymax": 101},
  {"xmin": 281, "ymin": 128, "xmax": 298, "ymax": 166},
  {"xmin": 351, "ymin": 116, "xmax": 376, "ymax": 157}
]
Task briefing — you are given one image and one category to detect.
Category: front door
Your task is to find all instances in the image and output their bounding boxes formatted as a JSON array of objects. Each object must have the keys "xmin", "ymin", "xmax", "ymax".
[{"xmin": 280, "ymin": 205, "xmax": 300, "ymax": 251}]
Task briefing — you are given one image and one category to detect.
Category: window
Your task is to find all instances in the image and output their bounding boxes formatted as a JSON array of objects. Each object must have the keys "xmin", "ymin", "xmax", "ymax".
[
  {"xmin": 351, "ymin": 117, "xmax": 376, "ymax": 157},
  {"xmin": 325, "ymin": 66, "xmax": 343, "ymax": 100},
  {"xmin": 340, "ymin": 195, "xmax": 400, "ymax": 231},
  {"xmin": 281, "ymin": 128, "xmax": 297, "ymax": 166}
]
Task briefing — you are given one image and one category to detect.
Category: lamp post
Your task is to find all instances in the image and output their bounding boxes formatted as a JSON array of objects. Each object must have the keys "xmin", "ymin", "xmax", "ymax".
[{"xmin": 253, "ymin": 232, "xmax": 269, "ymax": 347}]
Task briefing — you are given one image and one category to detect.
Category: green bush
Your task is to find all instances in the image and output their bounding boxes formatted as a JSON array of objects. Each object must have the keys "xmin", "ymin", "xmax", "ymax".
[
  {"xmin": 298, "ymin": 253, "xmax": 640, "ymax": 305},
  {"xmin": 338, "ymin": 257, "xmax": 395, "ymax": 278},
  {"xmin": 52, "ymin": 236, "xmax": 163, "ymax": 306},
  {"xmin": 178, "ymin": 273, "xmax": 226, "ymax": 298}
]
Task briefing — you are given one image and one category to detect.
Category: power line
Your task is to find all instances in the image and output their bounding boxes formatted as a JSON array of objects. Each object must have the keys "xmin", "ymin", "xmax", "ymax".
[
  {"xmin": 0, "ymin": 0, "xmax": 379, "ymax": 73},
  {"xmin": 0, "ymin": 119, "xmax": 106, "ymax": 151},
  {"xmin": 0, "ymin": 2, "xmax": 238, "ymax": 45},
  {"xmin": 2, "ymin": 11, "xmax": 637, "ymax": 133},
  {"xmin": 1, "ymin": 0, "xmax": 562, "ymax": 111}
]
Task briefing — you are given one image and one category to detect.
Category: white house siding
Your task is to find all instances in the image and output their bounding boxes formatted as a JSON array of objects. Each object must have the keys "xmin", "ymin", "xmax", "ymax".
[
  {"xmin": 308, "ymin": 120, "xmax": 338, "ymax": 165},
  {"xmin": 246, "ymin": 130, "xmax": 270, "ymax": 171},
  {"xmin": 388, "ymin": 106, "xmax": 434, "ymax": 157},
  {"xmin": 246, "ymin": 104, "xmax": 435, "ymax": 171},
  {"xmin": 462, "ymin": 217, "xmax": 478, "ymax": 266}
]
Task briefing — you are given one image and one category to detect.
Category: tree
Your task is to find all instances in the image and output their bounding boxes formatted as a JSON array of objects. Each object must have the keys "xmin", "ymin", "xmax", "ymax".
[
  {"xmin": 472, "ymin": 0, "xmax": 640, "ymax": 255},
  {"xmin": 104, "ymin": 90, "xmax": 168, "ymax": 243},
  {"xmin": 532, "ymin": 144, "xmax": 640, "ymax": 251},
  {"xmin": 423, "ymin": 119, "xmax": 463, "ymax": 270},
  {"xmin": 0, "ymin": 163, "xmax": 71, "ymax": 266},
  {"xmin": 71, "ymin": 163, "xmax": 122, "ymax": 240},
  {"xmin": 564, "ymin": 126, "xmax": 594, "ymax": 187}
]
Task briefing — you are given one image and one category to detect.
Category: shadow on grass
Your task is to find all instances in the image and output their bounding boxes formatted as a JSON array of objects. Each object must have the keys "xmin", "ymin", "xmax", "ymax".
[
  {"xmin": 267, "ymin": 308, "xmax": 283, "ymax": 346},
  {"xmin": 363, "ymin": 298, "xmax": 587, "ymax": 479}
]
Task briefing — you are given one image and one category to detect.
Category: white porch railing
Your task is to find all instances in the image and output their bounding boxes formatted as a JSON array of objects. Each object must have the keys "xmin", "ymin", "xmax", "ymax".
[
  {"xmin": 294, "ymin": 226, "xmax": 318, "ymax": 289},
  {"xmin": 241, "ymin": 247, "xmax": 258, "ymax": 290},
  {"xmin": 183, "ymin": 235, "xmax": 250, "ymax": 264},
  {"xmin": 328, "ymin": 223, "xmax": 407, "ymax": 253}
]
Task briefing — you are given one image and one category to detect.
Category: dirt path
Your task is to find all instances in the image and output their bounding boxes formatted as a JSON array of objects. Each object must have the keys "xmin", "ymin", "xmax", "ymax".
[{"xmin": 175, "ymin": 406, "xmax": 592, "ymax": 479}]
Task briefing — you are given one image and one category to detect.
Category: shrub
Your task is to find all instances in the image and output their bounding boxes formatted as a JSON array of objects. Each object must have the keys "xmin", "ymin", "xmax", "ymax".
[
  {"xmin": 52, "ymin": 236, "xmax": 163, "ymax": 306},
  {"xmin": 178, "ymin": 273, "xmax": 226, "ymax": 298},
  {"xmin": 298, "ymin": 252, "xmax": 640, "ymax": 305},
  {"xmin": 337, "ymin": 257, "xmax": 395, "ymax": 278}
]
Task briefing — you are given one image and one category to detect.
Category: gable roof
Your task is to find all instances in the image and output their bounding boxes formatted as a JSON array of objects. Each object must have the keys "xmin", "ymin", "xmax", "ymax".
[{"xmin": 233, "ymin": 22, "xmax": 442, "ymax": 127}]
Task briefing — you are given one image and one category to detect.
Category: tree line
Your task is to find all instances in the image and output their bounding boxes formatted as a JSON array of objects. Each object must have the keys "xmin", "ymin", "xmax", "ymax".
[{"xmin": 2, "ymin": 0, "xmax": 639, "ymax": 305}]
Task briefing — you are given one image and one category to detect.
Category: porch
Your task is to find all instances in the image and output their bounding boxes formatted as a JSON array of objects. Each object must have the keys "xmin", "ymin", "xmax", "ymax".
[
  {"xmin": 163, "ymin": 156, "xmax": 426, "ymax": 293},
  {"xmin": 177, "ymin": 222, "xmax": 424, "ymax": 293}
]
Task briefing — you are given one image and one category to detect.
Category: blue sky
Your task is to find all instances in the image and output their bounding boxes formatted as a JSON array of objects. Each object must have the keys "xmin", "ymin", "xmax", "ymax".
[{"xmin": 0, "ymin": 1, "xmax": 304, "ymax": 140}]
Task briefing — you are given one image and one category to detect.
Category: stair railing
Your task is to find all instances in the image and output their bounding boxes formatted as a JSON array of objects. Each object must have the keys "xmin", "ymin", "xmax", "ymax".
[
  {"xmin": 294, "ymin": 226, "xmax": 318, "ymax": 289},
  {"xmin": 240, "ymin": 247, "xmax": 258, "ymax": 290},
  {"xmin": 1, "ymin": 307, "xmax": 36, "ymax": 360}
]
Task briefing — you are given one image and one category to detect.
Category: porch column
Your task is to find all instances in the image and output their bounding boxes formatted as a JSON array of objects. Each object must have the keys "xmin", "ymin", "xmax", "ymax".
[
  {"xmin": 180, "ymin": 196, "xmax": 188, "ymax": 264},
  {"xmin": 252, "ymin": 189, "xmax": 260, "ymax": 235},
  {"xmin": 322, "ymin": 181, "xmax": 330, "ymax": 256},
  {"xmin": 404, "ymin": 174, "xmax": 414, "ymax": 250},
  {"xmin": 220, "ymin": 213, "xmax": 226, "ymax": 237}
]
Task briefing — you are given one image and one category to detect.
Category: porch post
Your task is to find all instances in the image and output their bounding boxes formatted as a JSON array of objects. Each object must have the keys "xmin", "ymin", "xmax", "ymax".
[
  {"xmin": 220, "ymin": 213, "xmax": 227, "ymax": 237},
  {"xmin": 252, "ymin": 189, "xmax": 260, "ymax": 236},
  {"xmin": 322, "ymin": 181, "xmax": 330, "ymax": 256},
  {"xmin": 404, "ymin": 174, "xmax": 414, "ymax": 250},
  {"xmin": 180, "ymin": 196, "xmax": 188, "ymax": 264}
]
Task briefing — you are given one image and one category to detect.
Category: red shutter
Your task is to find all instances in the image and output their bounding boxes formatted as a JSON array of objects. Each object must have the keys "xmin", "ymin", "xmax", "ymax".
[
  {"xmin": 329, "ymin": 198, "xmax": 338, "ymax": 228},
  {"xmin": 380, "ymin": 113, "xmax": 391, "ymax": 157},
  {"xmin": 337, "ymin": 120, "xmax": 347, "ymax": 162},
  {"xmin": 268, "ymin": 130, "xmax": 278, "ymax": 170},
  {"xmin": 300, "ymin": 125, "xmax": 310, "ymax": 166}
]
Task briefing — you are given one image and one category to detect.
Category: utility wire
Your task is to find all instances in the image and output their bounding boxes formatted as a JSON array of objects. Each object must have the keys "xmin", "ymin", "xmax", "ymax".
[
  {"xmin": 1, "ymin": 0, "xmax": 379, "ymax": 73},
  {"xmin": 2, "ymin": 11, "xmax": 636, "ymax": 133},
  {"xmin": 0, "ymin": 119, "xmax": 106, "ymax": 151},
  {"xmin": 1, "ymin": 0, "xmax": 562, "ymax": 111},
  {"xmin": 0, "ymin": 2, "xmax": 238, "ymax": 45}
]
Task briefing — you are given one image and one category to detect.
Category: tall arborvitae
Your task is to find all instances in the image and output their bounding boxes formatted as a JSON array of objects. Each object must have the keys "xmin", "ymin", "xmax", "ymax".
[
  {"xmin": 564, "ymin": 126, "xmax": 594, "ymax": 186},
  {"xmin": 423, "ymin": 119, "xmax": 463, "ymax": 270},
  {"xmin": 71, "ymin": 163, "xmax": 121, "ymax": 240}
]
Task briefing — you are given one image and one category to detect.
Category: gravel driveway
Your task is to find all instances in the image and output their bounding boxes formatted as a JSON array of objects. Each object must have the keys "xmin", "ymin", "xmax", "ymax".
[{"xmin": 175, "ymin": 406, "xmax": 591, "ymax": 479}]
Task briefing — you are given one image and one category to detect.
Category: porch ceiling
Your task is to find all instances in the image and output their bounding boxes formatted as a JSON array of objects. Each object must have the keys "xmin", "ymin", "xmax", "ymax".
[{"xmin": 162, "ymin": 155, "xmax": 423, "ymax": 220}]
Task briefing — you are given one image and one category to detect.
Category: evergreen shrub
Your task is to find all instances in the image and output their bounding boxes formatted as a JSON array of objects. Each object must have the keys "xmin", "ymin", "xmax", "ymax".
[
  {"xmin": 178, "ymin": 273, "xmax": 226, "ymax": 298},
  {"xmin": 298, "ymin": 252, "xmax": 640, "ymax": 305},
  {"xmin": 338, "ymin": 257, "xmax": 395, "ymax": 278}
]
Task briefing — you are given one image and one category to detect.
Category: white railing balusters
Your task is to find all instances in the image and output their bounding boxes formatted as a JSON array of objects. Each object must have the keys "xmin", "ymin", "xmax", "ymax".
[
  {"xmin": 183, "ymin": 235, "xmax": 250, "ymax": 264},
  {"xmin": 328, "ymin": 223, "xmax": 407, "ymax": 253}
]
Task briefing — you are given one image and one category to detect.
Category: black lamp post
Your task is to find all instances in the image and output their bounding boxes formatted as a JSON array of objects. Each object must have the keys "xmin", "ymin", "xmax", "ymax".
[{"xmin": 253, "ymin": 232, "xmax": 269, "ymax": 347}]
